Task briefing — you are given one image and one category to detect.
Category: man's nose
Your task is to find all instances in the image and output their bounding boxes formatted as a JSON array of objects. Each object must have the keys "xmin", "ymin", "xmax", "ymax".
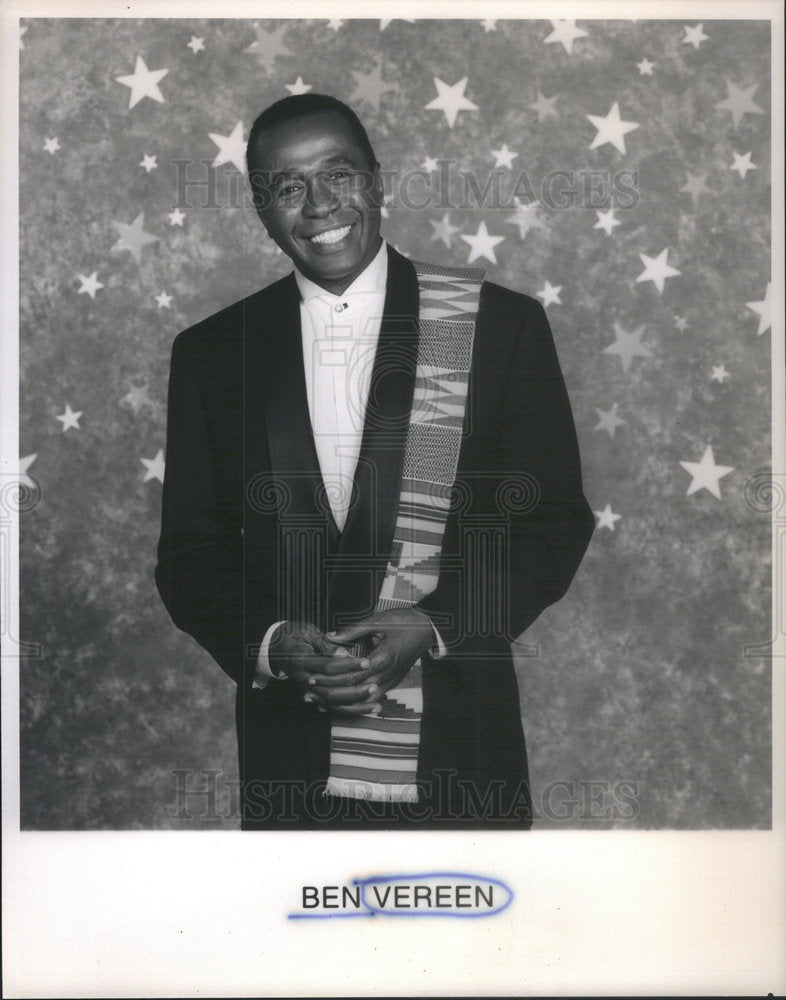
[{"xmin": 303, "ymin": 174, "xmax": 339, "ymax": 217}]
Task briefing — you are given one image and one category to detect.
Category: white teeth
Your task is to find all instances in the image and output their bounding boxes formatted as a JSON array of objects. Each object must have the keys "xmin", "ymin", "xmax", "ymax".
[{"xmin": 310, "ymin": 225, "xmax": 351, "ymax": 245}]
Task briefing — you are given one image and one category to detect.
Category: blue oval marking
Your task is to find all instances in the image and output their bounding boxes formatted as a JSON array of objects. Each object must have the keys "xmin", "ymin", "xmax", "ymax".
[
  {"xmin": 288, "ymin": 871, "xmax": 513, "ymax": 920},
  {"xmin": 355, "ymin": 871, "xmax": 513, "ymax": 918}
]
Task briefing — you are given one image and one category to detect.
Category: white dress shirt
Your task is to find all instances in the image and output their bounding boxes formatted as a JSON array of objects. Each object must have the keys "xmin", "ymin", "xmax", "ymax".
[
  {"xmin": 297, "ymin": 238, "xmax": 389, "ymax": 532},
  {"xmin": 254, "ymin": 242, "xmax": 445, "ymax": 688}
]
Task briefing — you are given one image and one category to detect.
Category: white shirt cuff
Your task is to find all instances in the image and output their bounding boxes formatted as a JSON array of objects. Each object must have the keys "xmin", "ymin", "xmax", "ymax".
[
  {"xmin": 252, "ymin": 620, "xmax": 289, "ymax": 690},
  {"xmin": 426, "ymin": 618, "xmax": 448, "ymax": 660}
]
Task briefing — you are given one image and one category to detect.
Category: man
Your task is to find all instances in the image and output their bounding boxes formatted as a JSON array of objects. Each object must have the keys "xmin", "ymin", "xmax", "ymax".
[{"xmin": 155, "ymin": 94, "xmax": 594, "ymax": 830}]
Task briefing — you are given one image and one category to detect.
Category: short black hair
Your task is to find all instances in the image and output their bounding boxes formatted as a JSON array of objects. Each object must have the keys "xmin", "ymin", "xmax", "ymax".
[{"xmin": 246, "ymin": 94, "xmax": 378, "ymax": 184}]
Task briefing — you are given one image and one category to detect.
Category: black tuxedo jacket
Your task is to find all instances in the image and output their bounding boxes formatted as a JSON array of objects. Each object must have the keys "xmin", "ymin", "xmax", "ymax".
[{"xmin": 155, "ymin": 245, "xmax": 594, "ymax": 828}]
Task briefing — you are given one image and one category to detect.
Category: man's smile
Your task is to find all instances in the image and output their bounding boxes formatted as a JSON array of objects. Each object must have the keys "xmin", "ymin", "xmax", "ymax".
[{"xmin": 307, "ymin": 224, "xmax": 354, "ymax": 246}]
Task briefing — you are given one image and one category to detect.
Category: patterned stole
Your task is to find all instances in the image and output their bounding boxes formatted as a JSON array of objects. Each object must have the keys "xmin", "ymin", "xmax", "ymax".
[{"xmin": 325, "ymin": 258, "xmax": 486, "ymax": 803}]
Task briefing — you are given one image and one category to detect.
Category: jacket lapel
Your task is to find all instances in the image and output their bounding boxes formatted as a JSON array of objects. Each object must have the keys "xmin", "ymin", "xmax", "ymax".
[
  {"xmin": 327, "ymin": 245, "xmax": 420, "ymax": 624},
  {"xmin": 245, "ymin": 273, "xmax": 340, "ymax": 538}
]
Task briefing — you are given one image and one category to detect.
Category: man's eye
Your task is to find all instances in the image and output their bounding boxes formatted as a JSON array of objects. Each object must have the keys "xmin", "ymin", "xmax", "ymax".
[
  {"xmin": 328, "ymin": 169, "xmax": 351, "ymax": 182},
  {"xmin": 278, "ymin": 184, "xmax": 302, "ymax": 199}
]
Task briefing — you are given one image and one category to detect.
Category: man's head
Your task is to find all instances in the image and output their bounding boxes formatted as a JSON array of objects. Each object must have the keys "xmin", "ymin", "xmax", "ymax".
[{"xmin": 247, "ymin": 95, "xmax": 384, "ymax": 295}]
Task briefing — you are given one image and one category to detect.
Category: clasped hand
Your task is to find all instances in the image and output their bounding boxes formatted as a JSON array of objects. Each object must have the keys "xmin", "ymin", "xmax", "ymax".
[{"xmin": 268, "ymin": 608, "xmax": 434, "ymax": 715}]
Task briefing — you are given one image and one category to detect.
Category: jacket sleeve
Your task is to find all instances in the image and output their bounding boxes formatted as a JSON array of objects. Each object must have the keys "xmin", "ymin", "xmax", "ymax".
[
  {"xmin": 416, "ymin": 295, "xmax": 594, "ymax": 654},
  {"xmin": 154, "ymin": 331, "xmax": 277, "ymax": 690}
]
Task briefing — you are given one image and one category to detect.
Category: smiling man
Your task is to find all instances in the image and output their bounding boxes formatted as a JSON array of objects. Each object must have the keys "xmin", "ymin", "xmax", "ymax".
[{"xmin": 155, "ymin": 94, "xmax": 594, "ymax": 830}]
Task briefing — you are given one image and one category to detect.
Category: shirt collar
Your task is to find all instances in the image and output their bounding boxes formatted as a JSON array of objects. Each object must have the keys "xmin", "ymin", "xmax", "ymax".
[{"xmin": 294, "ymin": 240, "xmax": 388, "ymax": 303}]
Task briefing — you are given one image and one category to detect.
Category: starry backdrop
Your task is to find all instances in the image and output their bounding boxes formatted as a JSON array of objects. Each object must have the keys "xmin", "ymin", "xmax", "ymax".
[{"xmin": 18, "ymin": 17, "xmax": 772, "ymax": 829}]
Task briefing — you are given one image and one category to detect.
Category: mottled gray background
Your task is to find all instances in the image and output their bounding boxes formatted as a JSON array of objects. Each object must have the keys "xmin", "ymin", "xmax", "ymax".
[{"xmin": 18, "ymin": 18, "xmax": 771, "ymax": 829}]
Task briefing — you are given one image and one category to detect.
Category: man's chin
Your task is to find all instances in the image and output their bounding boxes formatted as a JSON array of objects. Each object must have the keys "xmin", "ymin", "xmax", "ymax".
[{"xmin": 298, "ymin": 250, "xmax": 367, "ymax": 286}]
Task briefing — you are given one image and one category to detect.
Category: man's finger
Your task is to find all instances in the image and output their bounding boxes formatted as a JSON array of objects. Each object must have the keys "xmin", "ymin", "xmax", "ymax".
[
  {"xmin": 306, "ymin": 681, "xmax": 379, "ymax": 705},
  {"xmin": 325, "ymin": 645, "xmax": 397, "ymax": 679},
  {"xmin": 308, "ymin": 632, "xmax": 348, "ymax": 656},
  {"xmin": 306, "ymin": 665, "xmax": 376, "ymax": 687},
  {"xmin": 285, "ymin": 653, "xmax": 339, "ymax": 673},
  {"xmin": 330, "ymin": 701, "xmax": 384, "ymax": 717},
  {"xmin": 302, "ymin": 655, "xmax": 369, "ymax": 678},
  {"xmin": 325, "ymin": 622, "xmax": 379, "ymax": 644}
]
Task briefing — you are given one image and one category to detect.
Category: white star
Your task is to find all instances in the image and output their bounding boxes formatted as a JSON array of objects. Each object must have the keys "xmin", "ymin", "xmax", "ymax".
[
  {"xmin": 351, "ymin": 59, "xmax": 390, "ymax": 112},
  {"xmin": 543, "ymin": 19, "xmax": 588, "ymax": 54},
  {"xmin": 18, "ymin": 454, "xmax": 37, "ymax": 489},
  {"xmin": 594, "ymin": 503, "xmax": 622, "ymax": 531},
  {"xmin": 76, "ymin": 271, "xmax": 104, "ymax": 299},
  {"xmin": 429, "ymin": 212, "xmax": 461, "ymax": 248},
  {"xmin": 424, "ymin": 76, "xmax": 478, "ymax": 128},
  {"xmin": 285, "ymin": 75, "xmax": 312, "ymax": 96},
  {"xmin": 587, "ymin": 102, "xmax": 640, "ymax": 154},
  {"xmin": 505, "ymin": 198, "xmax": 546, "ymax": 240},
  {"xmin": 115, "ymin": 55, "xmax": 169, "ymax": 109},
  {"xmin": 139, "ymin": 153, "xmax": 158, "ymax": 173},
  {"xmin": 682, "ymin": 24, "xmax": 708, "ymax": 50},
  {"xmin": 141, "ymin": 448, "xmax": 166, "ymax": 484},
  {"xmin": 379, "ymin": 19, "xmax": 414, "ymax": 31},
  {"xmin": 480, "ymin": 19, "xmax": 498, "ymax": 32},
  {"xmin": 111, "ymin": 211, "xmax": 159, "ymax": 266},
  {"xmin": 715, "ymin": 80, "xmax": 764, "ymax": 128},
  {"xmin": 56, "ymin": 404, "xmax": 82, "ymax": 432},
  {"xmin": 209, "ymin": 120, "xmax": 246, "ymax": 174},
  {"xmin": 680, "ymin": 172, "xmax": 710, "ymax": 203},
  {"xmin": 122, "ymin": 384, "xmax": 153, "ymax": 414},
  {"xmin": 490, "ymin": 144, "xmax": 518, "ymax": 169},
  {"xmin": 679, "ymin": 446, "xmax": 734, "ymax": 499},
  {"xmin": 43, "ymin": 137, "xmax": 60, "ymax": 154},
  {"xmin": 674, "ymin": 316, "xmax": 690, "ymax": 332},
  {"xmin": 603, "ymin": 322, "xmax": 652, "ymax": 372},
  {"xmin": 168, "ymin": 208, "xmax": 186, "ymax": 226},
  {"xmin": 460, "ymin": 221, "xmax": 504, "ymax": 264},
  {"xmin": 530, "ymin": 90, "xmax": 559, "ymax": 121},
  {"xmin": 421, "ymin": 156, "xmax": 439, "ymax": 172},
  {"xmin": 636, "ymin": 58, "xmax": 656, "ymax": 75},
  {"xmin": 187, "ymin": 35, "xmax": 205, "ymax": 53},
  {"xmin": 536, "ymin": 281, "xmax": 562, "ymax": 307},
  {"xmin": 730, "ymin": 151, "xmax": 756, "ymax": 178},
  {"xmin": 636, "ymin": 247, "xmax": 681, "ymax": 294},
  {"xmin": 155, "ymin": 291, "xmax": 173, "ymax": 309},
  {"xmin": 710, "ymin": 365, "xmax": 730, "ymax": 383},
  {"xmin": 746, "ymin": 283, "xmax": 771, "ymax": 335},
  {"xmin": 594, "ymin": 209, "xmax": 621, "ymax": 236},
  {"xmin": 245, "ymin": 23, "xmax": 290, "ymax": 72},
  {"xmin": 327, "ymin": 19, "xmax": 345, "ymax": 31},
  {"xmin": 593, "ymin": 403, "xmax": 626, "ymax": 438}
]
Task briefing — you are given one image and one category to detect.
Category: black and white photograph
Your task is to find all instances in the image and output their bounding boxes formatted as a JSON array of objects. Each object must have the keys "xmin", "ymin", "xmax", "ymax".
[{"xmin": 2, "ymin": 0, "xmax": 783, "ymax": 995}]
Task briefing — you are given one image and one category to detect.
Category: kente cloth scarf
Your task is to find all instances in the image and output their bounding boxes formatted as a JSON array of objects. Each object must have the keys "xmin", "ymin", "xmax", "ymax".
[{"xmin": 325, "ymin": 258, "xmax": 485, "ymax": 803}]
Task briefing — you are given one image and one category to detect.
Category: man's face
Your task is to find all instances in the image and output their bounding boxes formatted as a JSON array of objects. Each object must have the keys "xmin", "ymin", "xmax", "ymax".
[{"xmin": 250, "ymin": 111, "xmax": 383, "ymax": 295}]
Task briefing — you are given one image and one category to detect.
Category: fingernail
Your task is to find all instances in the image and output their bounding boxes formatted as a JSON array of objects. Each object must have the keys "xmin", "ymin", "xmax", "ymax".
[
  {"xmin": 317, "ymin": 707, "xmax": 328, "ymax": 713},
  {"xmin": 326, "ymin": 630, "xmax": 337, "ymax": 637},
  {"xmin": 303, "ymin": 694, "xmax": 315, "ymax": 703},
  {"xmin": 359, "ymin": 659, "xmax": 369, "ymax": 669},
  {"xmin": 367, "ymin": 684, "xmax": 379, "ymax": 694},
  {"xmin": 308, "ymin": 677, "xmax": 317, "ymax": 685},
  {"xmin": 333, "ymin": 647, "xmax": 349, "ymax": 658}
]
